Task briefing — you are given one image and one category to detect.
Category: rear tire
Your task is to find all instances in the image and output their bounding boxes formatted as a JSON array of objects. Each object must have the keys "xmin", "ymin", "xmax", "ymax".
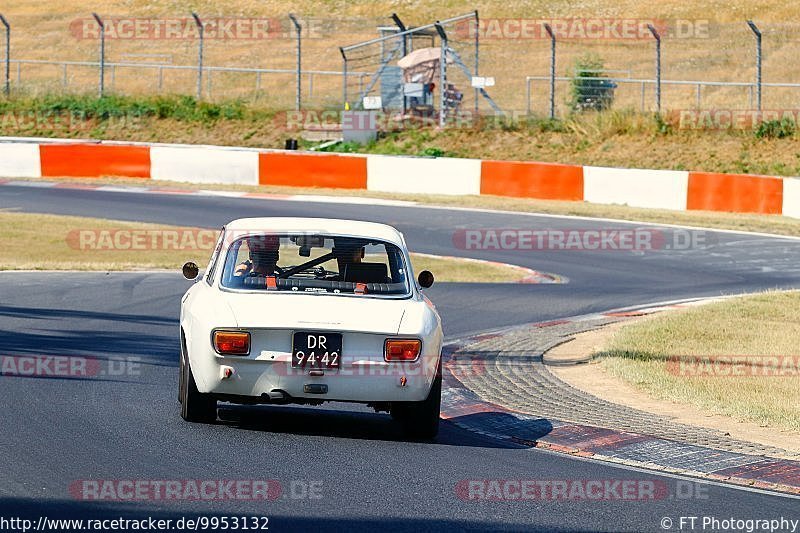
[
  {"xmin": 180, "ymin": 351, "xmax": 217, "ymax": 424},
  {"xmin": 178, "ymin": 350, "xmax": 185, "ymax": 404},
  {"xmin": 179, "ymin": 330, "xmax": 188, "ymax": 404},
  {"xmin": 391, "ymin": 364, "xmax": 441, "ymax": 440}
]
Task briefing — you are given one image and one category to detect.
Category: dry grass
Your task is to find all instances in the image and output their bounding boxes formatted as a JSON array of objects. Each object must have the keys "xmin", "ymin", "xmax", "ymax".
[
  {"xmin": 2, "ymin": 1, "xmax": 798, "ymax": 111},
  {"xmin": 598, "ymin": 291, "xmax": 800, "ymax": 431},
  {"xmin": 0, "ymin": 211, "xmax": 201, "ymax": 270},
  {"xmin": 408, "ymin": 254, "xmax": 525, "ymax": 283},
  {"xmin": 0, "ymin": 211, "xmax": 524, "ymax": 281},
  {"xmin": 375, "ymin": 117, "xmax": 800, "ymax": 177},
  {"xmin": 15, "ymin": 175, "xmax": 800, "ymax": 237}
]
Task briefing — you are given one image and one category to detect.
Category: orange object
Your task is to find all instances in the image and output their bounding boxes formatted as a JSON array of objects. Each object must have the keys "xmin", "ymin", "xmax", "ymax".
[
  {"xmin": 40, "ymin": 144, "xmax": 150, "ymax": 178},
  {"xmin": 385, "ymin": 339, "xmax": 421, "ymax": 362},
  {"xmin": 687, "ymin": 171, "xmax": 783, "ymax": 214},
  {"xmin": 480, "ymin": 160, "xmax": 584, "ymax": 200},
  {"xmin": 259, "ymin": 152, "xmax": 367, "ymax": 189},
  {"xmin": 213, "ymin": 331, "xmax": 250, "ymax": 355}
]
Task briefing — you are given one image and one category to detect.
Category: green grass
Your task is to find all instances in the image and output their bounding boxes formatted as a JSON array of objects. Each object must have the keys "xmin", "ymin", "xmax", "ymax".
[{"xmin": 0, "ymin": 94, "xmax": 251, "ymax": 123}]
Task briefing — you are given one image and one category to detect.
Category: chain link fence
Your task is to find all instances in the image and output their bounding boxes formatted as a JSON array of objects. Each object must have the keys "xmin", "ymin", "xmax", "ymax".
[
  {"xmin": 520, "ymin": 20, "xmax": 800, "ymax": 118},
  {"xmin": 338, "ymin": 12, "xmax": 497, "ymax": 126},
  {"xmin": 1, "ymin": 11, "xmax": 800, "ymax": 121}
]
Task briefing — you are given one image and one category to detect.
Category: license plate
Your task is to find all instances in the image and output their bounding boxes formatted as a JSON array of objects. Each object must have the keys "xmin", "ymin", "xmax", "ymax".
[{"xmin": 292, "ymin": 332, "xmax": 342, "ymax": 369}]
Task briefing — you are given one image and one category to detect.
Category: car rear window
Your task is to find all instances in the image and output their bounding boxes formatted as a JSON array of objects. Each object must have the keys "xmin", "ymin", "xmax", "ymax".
[{"xmin": 218, "ymin": 233, "xmax": 411, "ymax": 296}]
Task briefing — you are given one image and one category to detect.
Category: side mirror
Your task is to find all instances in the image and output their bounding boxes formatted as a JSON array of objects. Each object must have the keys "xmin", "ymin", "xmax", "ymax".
[
  {"xmin": 182, "ymin": 261, "xmax": 199, "ymax": 280},
  {"xmin": 417, "ymin": 270, "xmax": 434, "ymax": 289}
]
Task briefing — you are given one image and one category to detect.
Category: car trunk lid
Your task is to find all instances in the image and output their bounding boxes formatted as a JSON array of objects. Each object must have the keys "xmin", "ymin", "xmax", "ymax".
[{"xmin": 220, "ymin": 292, "xmax": 409, "ymax": 334}]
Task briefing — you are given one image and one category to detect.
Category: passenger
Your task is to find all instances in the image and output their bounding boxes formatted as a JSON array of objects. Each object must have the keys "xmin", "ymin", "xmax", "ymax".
[
  {"xmin": 332, "ymin": 239, "xmax": 365, "ymax": 280},
  {"xmin": 234, "ymin": 235, "xmax": 280, "ymax": 278}
]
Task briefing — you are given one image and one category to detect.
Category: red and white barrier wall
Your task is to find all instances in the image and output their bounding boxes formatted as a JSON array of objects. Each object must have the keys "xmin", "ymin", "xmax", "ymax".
[{"xmin": 1, "ymin": 137, "xmax": 798, "ymax": 218}]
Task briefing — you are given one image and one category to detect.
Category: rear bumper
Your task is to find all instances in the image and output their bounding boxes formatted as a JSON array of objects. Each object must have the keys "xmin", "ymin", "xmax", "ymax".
[{"xmin": 198, "ymin": 355, "xmax": 439, "ymax": 403}]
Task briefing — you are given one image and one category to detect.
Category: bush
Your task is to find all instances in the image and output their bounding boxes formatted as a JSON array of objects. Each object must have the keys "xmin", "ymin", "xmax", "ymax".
[
  {"xmin": 755, "ymin": 118, "xmax": 795, "ymax": 139},
  {"xmin": 419, "ymin": 147, "xmax": 445, "ymax": 157},
  {"xmin": 569, "ymin": 54, "xmax": 616, "ymax": 112}
]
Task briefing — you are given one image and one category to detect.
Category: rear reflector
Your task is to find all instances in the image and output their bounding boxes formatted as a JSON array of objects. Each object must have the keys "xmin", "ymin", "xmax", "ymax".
[
  {"xmin": 385, "ymin": 339, "xmax": 421, "ymax": 362},
  {"xmin": 213, "ymin": 331, "xmax": 250, "ymax": 355}
]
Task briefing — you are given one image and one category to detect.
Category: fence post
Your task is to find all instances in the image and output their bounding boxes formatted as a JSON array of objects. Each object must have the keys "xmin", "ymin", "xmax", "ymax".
[
  {"xmin": 543, "ymin": 23, "xmax": 555, "ymax": 119},
  {"xmin": 526, "ymin": 77, "xmax": 531, "ymax": 116},
  {"xmin": 0, "ymin": 14, "xmax": 9, "ymax": 96},
  {"xmin": 647, "ymin": 24, "xmax": 661, "ymax": 113},
  {"xmin": 746, "ymin": 20, "xmax": 762, "ymax": 111},
  {"xmin": 473, "ymin": 10, "xmax": 479, "ymax": 116},
  {"xmin": 339, "ymin": 47, "xmax": 347, "ymax": 108},
  {"xmin": 92, "ymin": 13, "xmax": 105, "ymax": 97},
  {"xmin": 434, "ymin": 22, "xmax": 448, "ymax": 128},
  {"xmin": 192, "ymin": 12, "xmax": 204, "ymax": 100},
  {"xmin": 391, "ymin": 13, "xmax": 407, "ymax": 113},
  {"xmin": 288, "ymin": 14, "xmax": 301, "ymax": 110}
]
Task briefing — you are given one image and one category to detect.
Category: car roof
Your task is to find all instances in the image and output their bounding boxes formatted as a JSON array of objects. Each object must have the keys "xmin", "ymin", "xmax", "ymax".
[{"xmin": 224, "ymin": 217, "xmax": 406, "ymax": 247}]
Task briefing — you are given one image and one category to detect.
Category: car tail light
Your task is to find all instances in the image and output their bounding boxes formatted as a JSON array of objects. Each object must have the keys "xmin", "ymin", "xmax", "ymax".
[
  {"xmin": 385, "ymin": 339, "xmax": 421, "ymax": 362},
  {"xmin": 213, "ymin": 331, "xmax": 250, "ymax": 355}
]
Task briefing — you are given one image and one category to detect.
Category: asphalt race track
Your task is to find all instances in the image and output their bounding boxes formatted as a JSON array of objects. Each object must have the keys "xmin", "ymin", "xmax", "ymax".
[{"xmin": 2, "ymin": 183, "xmax": 800, "ymax": 532}]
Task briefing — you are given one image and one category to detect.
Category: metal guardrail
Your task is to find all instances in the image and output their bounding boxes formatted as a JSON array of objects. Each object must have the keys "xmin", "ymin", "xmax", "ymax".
[
  {"xmin": 525, "ymin": 75, "xmax": 800, "ymax": 116},
  {"xmin": 8, "ymin": 58, "xmax": 369, "ymax": 100}
]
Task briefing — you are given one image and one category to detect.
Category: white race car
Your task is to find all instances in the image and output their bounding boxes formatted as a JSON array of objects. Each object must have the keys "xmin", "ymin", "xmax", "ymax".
[{"xmin": 179, "ymin": 217, "xmax": 443, "ymax": 439}]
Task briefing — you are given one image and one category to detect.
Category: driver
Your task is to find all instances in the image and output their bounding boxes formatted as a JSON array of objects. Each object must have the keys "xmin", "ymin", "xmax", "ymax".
[{"xmin": 234, "ymin": 235, "xmax": 280, "ymax": 278}]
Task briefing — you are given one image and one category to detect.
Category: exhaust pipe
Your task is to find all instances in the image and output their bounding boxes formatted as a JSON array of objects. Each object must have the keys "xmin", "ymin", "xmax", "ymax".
[{"xmin": 262, "ymin": 389, "xmax": 290, "ymax": 404}]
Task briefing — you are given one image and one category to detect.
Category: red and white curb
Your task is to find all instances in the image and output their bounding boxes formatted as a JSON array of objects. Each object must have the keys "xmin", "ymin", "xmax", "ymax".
[
  {"xmin": 443, "ymin": 296, "xmax": 726, "ymax": 346},
  {"xmin": 439, "ymin": 296, "xmax": 800, "ymax": 495}
]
